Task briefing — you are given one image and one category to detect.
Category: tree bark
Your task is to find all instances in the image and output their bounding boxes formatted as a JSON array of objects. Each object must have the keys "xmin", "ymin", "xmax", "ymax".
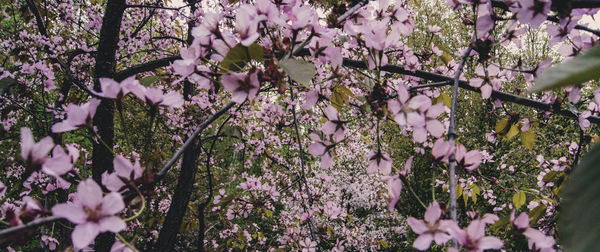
[
  {"xmin": 92, "ymin": 0, "xmax": 126, "ymax": 251},
  {"xmin": 156, "ymin": 139, "xmax": 201, "ymax": 251}
]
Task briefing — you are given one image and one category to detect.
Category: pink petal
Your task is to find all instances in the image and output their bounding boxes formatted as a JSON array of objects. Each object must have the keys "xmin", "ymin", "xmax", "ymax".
[
  {"xmin": 478, "ymin": 236, "xmax": 503, "ymax": 250},
  {"xmin": 424, "ymin": 202, "xmax": 441, "ymax": 223},
  {"xmin": 409, "ymin": 95, "xmax": 432, "ymax": 111},
  {"xmin": 324, "ymin": 106, "xmax": 339, "ymax": 121},
  {"xmin": 433, "ymin": 231, "xmax": 451, "ymax": 245},
  {"xmin": 161, "ymin": 92, "xmax": 184, "ymax": 108},
  {"xmin": 100, "ymin": 192, "xmax": 125, "ymax": 215},
  {"xmin": 412, "ymin": 127, "xmax": 427, "ymax": 143},
  {"xmin": 72, "ymin": 222, "xmax": 100, "ymax": 249},
  {"xmin": 114, "ymin": 155, "xmax": 133, "ymax": 179},
  {"xmin": 426, "ymin": 104, "xmax": 445, "ymax": 118},
  {"xmin": 413, "ymin": 233, "xmax": 433, "ymax": 251},
  {"xmin": 308, "ymin": 143, "xmax": 326, "ymax": 156},
  {"xmin": 432, "ymin": 138, "xmax": 449, "ymax": 159},
  {"xmin": 388, "ymin": 99, "xmax": 402, "ymax": 115},
  {"xmin": 20, "ymin": 128, "xmax": 35, "ymax": 160},
  {"xmin": 466, "ymin": 219, "xmax": 486, "ymax": 241},
  {"xmin": 102, "ymin": 172, "xmax": 126, "ymax": 192},
  {"xmin": 78, "ymin": 179, "xmax": 103, "ymax": 209},
  {"xmin": 99, "ymin": 216, "xmax": 126, "ymax": 233},
  {"xmin": 321, "ymin": 152, "xmax": 333, "ymax": 169},
  {"xmin": 481, "ymin": 84, "xmax": 492, "ymax": 99},
  {"xmin": 51, "ymin": 121, "xmax": 77, "ymax": 133},
  {"xmin": 52, "ymin": 203, "xmax": 87, "ymax": 224},
  {"xmin": 426, "ymin": 119, "xmax": 445, "ymax": 138},
  {"xmin": 407, "ymin": 217, "xmax": 428, "ymax": 234},
  {"xmin": 322, "ymin": 121, "xmax": 337, "ymax": 136},
  {"xmin": 301, "ymin": 90, "xmax": 319, "ymax": 110},
  {"xmin": 231, "ymin": 90, "xmax": 248, "ymax": 103}
]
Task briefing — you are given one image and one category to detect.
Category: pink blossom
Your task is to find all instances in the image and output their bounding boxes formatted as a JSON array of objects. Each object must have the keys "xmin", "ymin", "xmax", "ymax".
[
  {"xmin": 301, "ymin": 89, "xmax": 320, "ymax": 110},
  {"xmin": 52, "ymin": 178, "xmax": 125, "ymax": 249},
  {"xmin": 173, "ymin": 45, "xmax": 201, "ymax": 78},
  {"xmin": 406, "ymin": 201, "xmax": 453, "ymax": 250},
  {"xmin": 404, "ymin": 95, "xmax": 445, "ymax": 142},
  {"xmin": 96, "ymin": 77, "xmax": 135, "ymax": 99},
  {"xmin": 512, "ymin": 0, "xmax": 551, "ymax": 29},
  {"xmin": 41, "ymin": 145, "xmax": 78, "ymax": 182},
  {"xmin": 521, "ymin": 118, "xmax": 531, "ymax": 132},
  {"xmin": 447, "ymin": 219, "xmax": 503, "ymax": 252},
  {"xmin": 388, "ymin": 85, "xmax": 411, "ymax": 126},
  {"xmin": 102, "ymin": 155, "xmax": 144, "ymax": 192},
  {"xmin": 20, "ymin": 127, "xmax": 54, "ymax": 168},
  {"xmin": 307, "ymin": 133, "xmax": 333, "ymax": 169},
  {"xmin": 300, "ymin": 237, "xmax": 317, "ymax": 252},
  {"xmin": 579, "ymin": 111, "xmax": 591, "ymax": 130},
  {"xmin": 51, "ymin": 99, "xmax": 101, "ymax": 132},
  {"xmin": 367, "ymin": 150, "xmax": 393, "ymax": 175},
  {"xmin": 511, "ymin": 212, "xmax": 556, "ymax": 251},
  {"xmin": 455, "ymin": 145, "xmax": 483, "ymax": 171},
  {"xmin": 191, "ymin": 13, "xmax": 222, "ymax": 39},
  {"xmin": 126, "ymin": 82, "xmax": 184, "ymax": 108},
  {"xmin": 383, "ymin": 156, "xmax": 413, "ymax": 211},
  {"xmin": 322, "ymin": 106, "xmax": 345, "ymax": 142},
  {"xmin": 221, "ymin": 71, "xmax": 260, "ymax": 104},
  {"xmin": 235, "ymin": 5, "xmax": 266, "ymax": 46}
]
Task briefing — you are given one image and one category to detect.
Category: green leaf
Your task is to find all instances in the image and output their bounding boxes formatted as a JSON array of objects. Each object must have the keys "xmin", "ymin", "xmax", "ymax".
[
  {"xmin": 521, "ymin": 129, "xmax": 535, "ymax": 150},
  {"xmin": 440, "ymin": 93, "xmax": 452, "ymax": 108},
  {"xmin": 264, "ymin": 209, "xmax": 273, "ymax": 218},
  {"xmin": 247, "ymin": 43, "xmax": 264, "ymax": 61},
  {"xmin": 139, "ymin": 76, "xmax": 159, "ymax": 86},
  {"xmin": 379, "ymin": 240, "xmax": 390, "ymax": 249},
  {"xmin": 469, "ymin": 184, "xmax": 480, "ymax": 204},
  {"xmin": 529, "ymin": 204, "xmax": 548, "ymax": 225},
  {"xmin": 331, "ymin": 91, "xmax": 345, "ymax": 111},
  {"xmin": 512, "ymin": 191, "xmax": 526, "ymax": 210},
  {"xmin": 531, "ymin": 45, "xmax": 600, "ymax": 92},
  {"xmin": 495, "ymin": 119, "xmax": 509, "ymax": 134},
  {"xmin": 491, "ymin": 215, "xmax": 511, "ymax": 233},
  {"xmin": 543, "ymin": 171, "xmax": 561, "ymax": 182},
  {"xmin": 221, "ymin": 43, "xmax": 264, "ymax": 72},
  {"xmin": 278, "ymin": 58, "xmax": 316, "ymax": 85},
  {"xmin": 560, "ymin": 142, "xmax": 600, "ymax": 252},
  {"xmin": 506, "ymin": 124, "xmax": 519, "ymax": 140}
]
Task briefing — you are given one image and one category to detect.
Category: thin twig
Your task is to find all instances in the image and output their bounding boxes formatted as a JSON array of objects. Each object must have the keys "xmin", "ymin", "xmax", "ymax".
[{"xmin": 0, "ymin": 216, "xmax": 63, "ymax": 238}]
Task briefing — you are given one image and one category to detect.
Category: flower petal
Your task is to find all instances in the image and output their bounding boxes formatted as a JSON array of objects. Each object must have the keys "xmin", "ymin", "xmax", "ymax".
[{"xmin": 72, "ymin": 222, "xmax": 100, "ymax": 249}]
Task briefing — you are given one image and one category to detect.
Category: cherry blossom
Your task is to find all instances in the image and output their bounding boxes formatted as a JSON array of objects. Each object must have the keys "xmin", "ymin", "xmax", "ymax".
[
  {"xmin": 51, "ymin": 98, "xmax": 101, "ymax": 133},
  {"xmin": 367, "ymin": 150, "xmax": 393, "ymax": 175},
  {"xmin": 51, "ymin": 178, "xmax": 125, "ymax": 249},
  {"xmin": 221, "ymin": 71, "xmax": 260, "ymax": 104},
  {"xmin": 455, "ymin": 145, "xmax": 483, "ymax": 171},
  {"xmin": 126, "ymin": 82, "xmax": 184, "ymax": 108},
  {"xmin": 447, "ymin": 219, "xmax": 504, "ymax": 252},
  {"xmin": 96, "ymin": 77, "xmax": 136, "ymax": 99},
  {"xmin": 406, "ymin": 201, "xmax": 453, "ymax": 250},
  {"xmin": 102, "ymin": 155, "xmax": 144, "ymax": 192},
  {"xmin": 322, "ymin": 106, "xmax": 345, "ymax": 142},
  {"xmin": 307, "ymin": 133, "xmax": 334, "ymax": 169},
  {"xmin": 20, "ymin": 127, "xmax": 54, "ymax": 169}
]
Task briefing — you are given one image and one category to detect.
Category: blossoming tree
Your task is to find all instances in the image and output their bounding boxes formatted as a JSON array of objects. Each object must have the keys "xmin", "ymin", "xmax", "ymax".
[{"xmin": 1, "ymin": 0, "xmax": 600, "ymax": 251}]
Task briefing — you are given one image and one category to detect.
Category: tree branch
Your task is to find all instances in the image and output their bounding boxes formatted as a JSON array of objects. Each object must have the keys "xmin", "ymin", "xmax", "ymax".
[{"xmin": 114, "ymin": 56, "xmax": 180, "ymax": 81}]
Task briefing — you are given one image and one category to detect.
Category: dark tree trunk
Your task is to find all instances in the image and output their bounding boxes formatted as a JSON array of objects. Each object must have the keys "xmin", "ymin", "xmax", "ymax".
[
  {"xmin": 156, "ymin": 139, "xmax": 201, "ymax": 251},
  {"xmin": 92, "ymin": 0, "xmax": 126, "ymax": 251}
]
